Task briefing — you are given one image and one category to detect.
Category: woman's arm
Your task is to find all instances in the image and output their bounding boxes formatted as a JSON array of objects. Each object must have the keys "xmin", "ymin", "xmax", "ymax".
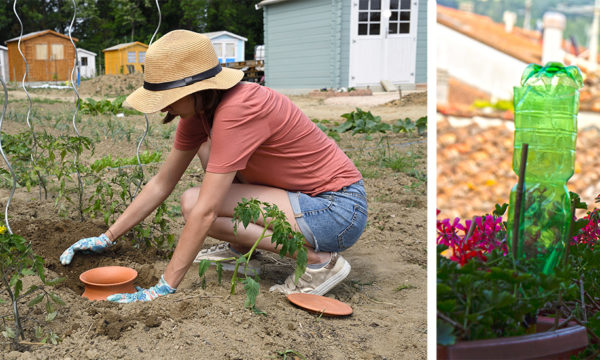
[
  {"xmin": 106, "ymin": 147, "xmax": 199, "ymax": 241},
  {"xmin": 163, "ymin": 170, "xmax": 237, "ymax": 288}
]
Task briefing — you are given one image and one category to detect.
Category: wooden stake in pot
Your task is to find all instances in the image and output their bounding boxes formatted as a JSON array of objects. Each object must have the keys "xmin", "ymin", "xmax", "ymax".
[{"xmin": 512, "ymin": 143, "xmax": 529, "ymax": 259}]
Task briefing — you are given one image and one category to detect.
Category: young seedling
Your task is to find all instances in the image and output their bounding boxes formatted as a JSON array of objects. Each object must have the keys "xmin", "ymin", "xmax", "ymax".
[
  {"xmin": 0, "ymin": 226, "xmax": 64, "ymax": 347},
  {"xmin": 198, "ymin": 198, "xmax": 307, "ymax": 312}
]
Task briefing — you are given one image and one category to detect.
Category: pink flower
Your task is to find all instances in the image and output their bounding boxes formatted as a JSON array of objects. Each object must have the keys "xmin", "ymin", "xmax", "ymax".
[
  {"xmin": 437, "ymin": 210, "xmax": 507, "ymax": 265},
  {"xmin": 572, "ymin": 209, "xmax": 600, "ymax": 247}
]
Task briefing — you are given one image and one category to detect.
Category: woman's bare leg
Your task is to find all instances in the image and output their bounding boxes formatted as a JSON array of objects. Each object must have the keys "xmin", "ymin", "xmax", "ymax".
[{"xmin": 181, "ymin": 184, "xmax": 330, "ymax": 265}]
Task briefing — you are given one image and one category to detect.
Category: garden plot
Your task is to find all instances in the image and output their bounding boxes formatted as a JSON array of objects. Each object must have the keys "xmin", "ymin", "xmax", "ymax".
[{"xmin": 0, "ymin": 77, "xmax": 426, "ymax": 359}]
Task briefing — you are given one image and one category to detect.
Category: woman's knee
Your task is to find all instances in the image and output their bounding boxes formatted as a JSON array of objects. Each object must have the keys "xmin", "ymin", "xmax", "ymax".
[{"xmin": 180, "ymin": 187, "xmax": 199, "ymax": 220}]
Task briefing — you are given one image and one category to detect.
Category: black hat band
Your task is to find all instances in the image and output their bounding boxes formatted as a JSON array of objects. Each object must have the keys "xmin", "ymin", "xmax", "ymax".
[{"xmin": 143, "ymin": 64, "xmax": 223, "ymax": 91}]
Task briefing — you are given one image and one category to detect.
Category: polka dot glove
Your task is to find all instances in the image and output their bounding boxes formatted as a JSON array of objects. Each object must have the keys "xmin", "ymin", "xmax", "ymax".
[
  {"xmin": 107, "ymin": 275, "xmax": 176, "ymax": 303},
  {"xmin": 59, "ymin": 233, "xmax": 114, "ymax": 265}
]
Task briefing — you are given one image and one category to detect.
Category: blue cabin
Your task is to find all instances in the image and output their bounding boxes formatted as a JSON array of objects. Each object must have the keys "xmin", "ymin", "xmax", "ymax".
[
  {"xmin": 256, "ymin": 0, "xmax": 427, "ymax": 92},
  {"xmin": 202, "ymin": 31, "xmax": 248, "ymax": 64}
]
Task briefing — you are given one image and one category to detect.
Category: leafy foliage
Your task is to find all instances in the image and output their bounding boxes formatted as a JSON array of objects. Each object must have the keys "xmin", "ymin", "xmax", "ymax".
[
  {"xmin": 80, "ymin": 96, "xmax": 139, "ymax": 115},
  {"xmin": 0, "ymin": 131, "xmax": 94, "ymax": 215},
  {"xmin": 337, "ymin": 108, "xmax": 394, "ymax": 135},
  {"xmin": 438, "ymin": 196, "xmax": 600, "ymax": 358},
  {"xmin": 313, "ymin": 110, "xmax": 426, "ymax": 141},
  {"xmin": 437, "ymin": 246, "xmax": 561, "ymax": 342},
  {"xmin": 85, "ymin": 155, "xmax": 174, "ymax": 254},
  {"xmin": 198, "ymin": 198, "xmax": 307, "ymax": 312},
  {"xmin": 89, "ymin": 150, "xmax": 162, "ymax": 172},
  {"xmin": 0, "ymin": 226, "xmax": 64, "ymax": 347}
]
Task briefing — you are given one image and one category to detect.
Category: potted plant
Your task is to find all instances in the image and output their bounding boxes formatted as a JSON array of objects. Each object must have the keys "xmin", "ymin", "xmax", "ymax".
[{"xmin": 436, "ymin": 195, "xmax": 600, "ymax": 359}]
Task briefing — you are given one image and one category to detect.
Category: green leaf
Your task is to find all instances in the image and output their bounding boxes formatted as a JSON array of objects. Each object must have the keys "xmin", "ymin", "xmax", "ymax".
[
  {"xmin": 216, "ymin": 262, "xmax": 223, "ymax": 285},
  {"xmin": 28, "ymin": 293, "xmax": 45, "ymax": 307},
  {"xmin": 294, "ymin": 248, "xmax": 308, "ymax": 283},
  {"xmin": 45, "ymin": 300, "xmax": 54, "ymax": 314},
  {"xmin": 45, "ymin": 277, "xmax": 65, "ymax": 286},
  {"xmin": 14, "ymin": 279, "xmax": 23, "ymax": 298},
  {"xmin": 2, "ymin": 326, "xmax": 16, "ymax": 339},
  {"xmin": 437, "ymin": 320, "xmax": 456, "ymax": 346},
  {"xmin": 46, "ymin": 311, "xmax": 58, "ymax": 322},
  {"xmin": 197, "ymin": 260, "xmax": 211, "ymax": 279},
  {"xmin": 242, "ymin": 277, "xmax": 260, "ymax": 309},
  {"xmin": 49, "ymin": 292, "xmax": 65, "ymax": 305},
  {"xmin": 21, "ymin": 268, "xmax": 35, "ymax": 276}
]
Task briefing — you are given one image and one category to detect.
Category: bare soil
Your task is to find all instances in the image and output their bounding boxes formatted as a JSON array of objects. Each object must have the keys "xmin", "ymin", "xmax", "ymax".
[{"xmin": 0, "ymin": 75, "xmax": 427, "ymax": 360}]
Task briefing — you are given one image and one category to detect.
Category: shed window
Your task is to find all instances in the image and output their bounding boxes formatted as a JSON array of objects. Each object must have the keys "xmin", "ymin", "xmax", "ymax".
[
  {"xmin": 389, "ymin": 0, "xmax": 411, "ymax": 34},
  {"xmin": 213, "ymin": 42, "xmax": 236, "ymax": 63},
  {"xmin": 128, "ymin": 51, "xmax": 136, "ymax": 63},
  {"xmin": 139, "ymin": 51, "xmax": 146, "ymax": 63},
  {"xmin": 358, "ymin": 0, "xmax": 381, "ymax": 35},
  {"xmin": 51, "ymin": 44, "xmax": 64, "ymax": 60},
  {"xmin": 81, "ymin": 57, "xmax": 88, "ymax": 66},
  {"xmin": 36, "ymin": 44, "xmax": 48, "ymax": 60}
]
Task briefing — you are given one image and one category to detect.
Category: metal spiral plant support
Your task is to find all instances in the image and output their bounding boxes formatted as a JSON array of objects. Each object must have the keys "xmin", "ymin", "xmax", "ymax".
[
  {"xmin": 133, "ymin": 0, "xmax": 162, "ymax": 198},
  {"xmin": 0, "ymin": 79, "xmax": 17, "ymax": 234},
  {"xmin": 13, "ymin": 0, "xmax": 45, "ymax": 199},
  {"xmin": 68, "ymin": 0, "xmax": 84, "ymax": 221}
]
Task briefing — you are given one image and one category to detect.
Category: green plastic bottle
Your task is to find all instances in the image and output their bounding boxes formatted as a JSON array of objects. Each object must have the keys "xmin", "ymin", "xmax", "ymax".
[{"xmin": 507, "ymin": 62, "xmax": 583, "ymax": 274}]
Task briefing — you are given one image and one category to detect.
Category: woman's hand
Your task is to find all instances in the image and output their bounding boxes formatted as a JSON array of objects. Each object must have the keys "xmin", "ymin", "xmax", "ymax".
[
  {"xmin": 106, "ymin": 275, "xmax": 176, "ymax": 303},
  {"xmin": 59, "ymin": 234, "xmax": 114, "ymax": 265}
]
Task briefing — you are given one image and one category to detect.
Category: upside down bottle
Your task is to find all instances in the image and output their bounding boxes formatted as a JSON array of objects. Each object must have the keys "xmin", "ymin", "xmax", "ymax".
[{"xmin": 507, "ymin": 62, "xmax": 583, "ymax": 274}]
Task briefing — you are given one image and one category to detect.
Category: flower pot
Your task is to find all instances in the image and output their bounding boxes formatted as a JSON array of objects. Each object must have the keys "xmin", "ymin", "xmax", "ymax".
[
  {"xmin": 437, "ymin": 317, "xmax": 588, "ymax": 360},
  {"xmin": 80, "ymin": 266, "xmax": 138, "ymax": 301}
]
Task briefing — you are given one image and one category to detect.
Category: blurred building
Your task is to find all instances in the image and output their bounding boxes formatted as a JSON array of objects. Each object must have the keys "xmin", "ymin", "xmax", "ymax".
[{"xmin": 5, "ymin": 30, "xmax": 78, "ymax": 82}]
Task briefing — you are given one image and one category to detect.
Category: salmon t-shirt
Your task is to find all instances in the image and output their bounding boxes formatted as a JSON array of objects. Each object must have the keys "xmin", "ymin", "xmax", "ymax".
[{"xmin": 173, "ymin": 82, "xmax": 362, "ymax": 196}]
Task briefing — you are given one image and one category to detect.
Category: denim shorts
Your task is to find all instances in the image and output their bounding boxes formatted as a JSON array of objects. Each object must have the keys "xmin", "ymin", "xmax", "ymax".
[{"xmin": 287, "ymin": 180, "xmax": 368, "ymax": 253}]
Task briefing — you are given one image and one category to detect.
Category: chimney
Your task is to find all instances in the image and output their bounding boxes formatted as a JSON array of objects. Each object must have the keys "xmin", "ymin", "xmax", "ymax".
[
  {"xmin": 523, "ymin": 0, "xmax": 532, "ymax": 30},
  {"xmin": 589, "ymin": 0, "xmax": 600, "ymax": 71},
  {"xmin": 437, "ymin": 69, "xmax": 449, "ymax": 107},
  {"xmin": 542, "ymin": 12, "xmax": 566, "ymax": 65},
  {"xmin": 503, "ymin": 11, "xmax": 517, "ymax": 33}
]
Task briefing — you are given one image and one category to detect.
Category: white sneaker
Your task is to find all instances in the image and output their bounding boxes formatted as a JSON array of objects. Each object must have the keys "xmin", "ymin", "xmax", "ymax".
[
  {"xmin": 269, "ymin": 253, "xmax": 351, "ymax": 295},
  {"xmin": 194, "ymin": 243, "xmax": 262, "ymax": 275}
]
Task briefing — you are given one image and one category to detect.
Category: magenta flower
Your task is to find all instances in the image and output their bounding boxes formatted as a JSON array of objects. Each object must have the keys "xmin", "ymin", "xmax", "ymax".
[
  {"xmin": 572, "ymin": 209, "xmax": 600, "ymax": 247},
  {"xmin": 437, "ymin": 211, "xmax": 507, "ymax": 266}
]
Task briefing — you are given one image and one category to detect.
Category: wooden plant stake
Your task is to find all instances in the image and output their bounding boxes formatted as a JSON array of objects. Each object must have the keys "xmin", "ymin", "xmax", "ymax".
[
  {"xmin": 465, "ymin": 216, "xmax": 477, "ymax": 242},
  {"xmin": 512, "ymin": 143, "xmax": 529, "ymax": 259}
]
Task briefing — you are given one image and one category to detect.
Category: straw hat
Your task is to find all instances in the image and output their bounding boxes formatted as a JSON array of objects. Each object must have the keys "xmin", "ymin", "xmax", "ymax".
[{"xmin": 126, "ymin": 30, "xmax": 244, "ymax": 114}]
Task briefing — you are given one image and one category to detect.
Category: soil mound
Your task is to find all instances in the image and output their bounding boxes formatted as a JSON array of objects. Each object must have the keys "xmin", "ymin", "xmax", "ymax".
[
  {"xmin": 78, "ymin": 73, "xmax": 144, "ymax": 98},
  {"xmin": 385, "ymin": 91, "xmax": 427, "ymax": 106}
]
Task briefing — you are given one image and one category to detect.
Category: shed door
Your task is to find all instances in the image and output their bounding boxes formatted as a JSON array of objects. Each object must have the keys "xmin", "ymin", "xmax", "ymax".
[{"xmin": 349, "ymin": 0, "xmax": 418, "ymax": 87}]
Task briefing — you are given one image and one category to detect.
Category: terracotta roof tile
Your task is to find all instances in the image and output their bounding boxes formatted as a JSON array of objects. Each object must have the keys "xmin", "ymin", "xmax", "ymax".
[{"xmin": 437, "ymin": 5, "xmax": 542, "ymax": 64}]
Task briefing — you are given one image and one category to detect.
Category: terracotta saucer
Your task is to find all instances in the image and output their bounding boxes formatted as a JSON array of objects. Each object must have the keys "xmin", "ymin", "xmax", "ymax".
[{"xmin": 287, "ymin": 293, "xmax": 353, "ymax": 316}]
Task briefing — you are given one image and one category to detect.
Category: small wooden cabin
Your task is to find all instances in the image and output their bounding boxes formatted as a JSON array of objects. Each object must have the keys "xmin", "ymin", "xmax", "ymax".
[
  {"xmin": 77, "ymin": 48, "xmax": 97, "ymax": 78},
  {"xmin": 5, "ymin": 30, "xmax": 77, "ymax": 82},
  {"xmin": 103, "ymin": 42, "xmax": 148, "ymax": 75}
]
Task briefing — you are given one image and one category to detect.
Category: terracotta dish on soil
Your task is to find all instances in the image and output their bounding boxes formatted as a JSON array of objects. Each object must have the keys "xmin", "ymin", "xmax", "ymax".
[
  {"xmin": 287, "ymin": 293, "xmax": 353, "ymax": 316},
  {"xmin": 80, "ymin": 266, "xmax": 138, "ymax": 301}
]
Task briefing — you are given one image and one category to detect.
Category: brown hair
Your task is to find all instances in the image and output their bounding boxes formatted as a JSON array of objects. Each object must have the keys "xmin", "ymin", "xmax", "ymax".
[{"xmin": 162, "ymin": 89, "xmax": 226, "ymax": 131}]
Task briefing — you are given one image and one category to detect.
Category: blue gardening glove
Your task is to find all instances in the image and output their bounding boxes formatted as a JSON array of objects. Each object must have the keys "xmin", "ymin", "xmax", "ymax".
[
  {"xmin": 60, "ymin": 233, "xmax": 114, "ymax": 265},
  {"xmin": 106, "ymin": 275, "xmax": 176, "ymax": 303}
]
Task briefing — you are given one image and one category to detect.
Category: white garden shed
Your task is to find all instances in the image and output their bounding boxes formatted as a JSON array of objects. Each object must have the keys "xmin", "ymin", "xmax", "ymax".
[
  {"xmin": 256, "ymin": 0, "xmax": 428, "ymax": 91},
  {"xmin": 77, "ymin": 48, "xmax": 97, "ymax": 78},
  {"xmin": 0, "ymin": 46, "xmax": 8, "ymax": 83}
]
